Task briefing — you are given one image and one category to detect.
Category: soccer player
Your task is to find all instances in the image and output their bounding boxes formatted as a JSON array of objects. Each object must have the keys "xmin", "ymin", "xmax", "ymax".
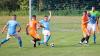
[
  {"xmin": 89, "ymin": 6, "xmax": 100, "ymax": 44},
  {"xmin": 80, "ymin": 11, "xmax": 89, "ymax": 44},
  {"xmin": 86, "ymin": 12, "xmax": 98, "ymax": 44},
  {"xmin": 26, "ymin": 15, "xmax": 41, "ymax": 47},
  {"xmin": 0, "ymin": 15, "xmax": 22, "ymax": 48},
  {"xmin": 38, "ymin": 11, "xmax": 51, "ymax": 46}
]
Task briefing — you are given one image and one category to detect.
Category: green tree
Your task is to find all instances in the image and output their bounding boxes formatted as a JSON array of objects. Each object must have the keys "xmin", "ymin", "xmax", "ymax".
[{"xmin": 18, "ymin": 0, "xmax": 28, "ymax": 10}]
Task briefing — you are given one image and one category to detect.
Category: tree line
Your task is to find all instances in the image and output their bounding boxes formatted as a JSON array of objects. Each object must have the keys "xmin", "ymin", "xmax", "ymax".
[{"xmin": 0, "ymin": 0, "xmax": 100, "ymax": 15}]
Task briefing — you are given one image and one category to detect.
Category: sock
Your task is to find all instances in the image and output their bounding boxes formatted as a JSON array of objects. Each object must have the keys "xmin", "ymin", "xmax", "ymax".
[
  {"xmin": 46, "ymin": 35, "xmax": 51, "ymax": 43},
  {"xmin": 33, "ymin": 39, "xmax": 36, "ymax": 47},
  {"xmin": 81, "ymin": 37, "xmax": 85, "ymax": 42},
  {"xmin": 40, "ymin": 41, "xmax": 44, "ymax": 44},
  {"xmin": 1, "ymin": 38, "xmax": 9, "ymax": 45},
  {"xmin": 17, "ymin": 37, "xmax": 22, "ymax": 47},
  {"xmin": 18, "ymin": 39, "xmax": 22, "ymax": 47},
  {"xmin": 93, "ymin": 34, "xmax": 96, "ymax": 43},
  {"xmin": 86, "ymin": 36, "xmax": 90, "ymax": 43},
  {"xmin": 40, "ymin": 35, "xmax": 50, "ymax": 45}
]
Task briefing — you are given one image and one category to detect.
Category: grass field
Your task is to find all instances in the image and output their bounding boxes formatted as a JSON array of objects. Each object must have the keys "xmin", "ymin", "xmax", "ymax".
[{"xmin": 0, "ymin": 16, "xmax": 100, "ymax": 56}]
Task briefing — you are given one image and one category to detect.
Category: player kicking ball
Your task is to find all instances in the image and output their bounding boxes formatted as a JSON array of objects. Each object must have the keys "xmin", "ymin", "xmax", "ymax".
[
  {"xmin": 0, "ymin": 15, "xmax": 22, "ymax": 48},
  {"xmin": 38, "ymin": 11, "xmax": 51, "ymax": 46},
  {"xmin": 26, "ymin": 15, "xmax": 43, "ymax": 47}
]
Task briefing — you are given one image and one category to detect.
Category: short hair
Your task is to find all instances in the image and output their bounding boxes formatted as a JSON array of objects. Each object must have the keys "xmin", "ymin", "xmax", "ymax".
[
  {"xmin": 44, "ymin": 15, "xmax": 48, "ymax": 17},
  {"xmin": 13, "ymin": 14, "xmax": 16, "ymax": 16},
  {"xmin": 32, "ymin": 15, "xmax": 36, "ymax": 17},
  {"xmin": 83, "ymin": 10, "xmax": 87, "ymax": 13}
]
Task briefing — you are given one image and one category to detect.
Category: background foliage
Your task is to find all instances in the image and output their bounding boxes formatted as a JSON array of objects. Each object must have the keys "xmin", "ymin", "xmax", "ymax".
[{"xmin": 0, "ymin": 0, "xmax": 100, "ymax": 16}]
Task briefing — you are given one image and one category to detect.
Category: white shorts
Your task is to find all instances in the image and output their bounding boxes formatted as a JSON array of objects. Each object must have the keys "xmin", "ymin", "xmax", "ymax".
[
  {"xmin": 87, "ymin": 23, "xmax": 96, "ymax": 32},
  {"xmin": 42, "ymin": 30, "xmax": 50, "ymax": 36},
  {"xmin": 6, "ymin": 33, "xmax": 21, "ymax": 39}
]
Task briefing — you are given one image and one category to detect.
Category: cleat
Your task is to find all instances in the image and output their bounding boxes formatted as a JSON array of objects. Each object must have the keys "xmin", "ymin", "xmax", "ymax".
[
  {"xmin": 84, "ymin": 40, "xmax": 87, "ymax": 44},
  {"xmin": 94, "ymin": 42, "xmax": 96, "ymax": 44},
  {"xmin": 79, "ymin": 41, "xmax": 83, "ymax": 45}
]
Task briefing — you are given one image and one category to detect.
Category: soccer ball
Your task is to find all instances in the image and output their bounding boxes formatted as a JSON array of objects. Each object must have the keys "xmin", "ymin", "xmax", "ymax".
[{"xmin": 50, "ymin": 43, "xmax": 54, "ymax": 47}]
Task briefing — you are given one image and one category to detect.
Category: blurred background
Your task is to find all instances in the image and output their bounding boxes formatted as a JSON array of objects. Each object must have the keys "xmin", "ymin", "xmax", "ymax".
[{"xmin": 0, "ymin": 0, "xmax": 100, "ymax": 16}]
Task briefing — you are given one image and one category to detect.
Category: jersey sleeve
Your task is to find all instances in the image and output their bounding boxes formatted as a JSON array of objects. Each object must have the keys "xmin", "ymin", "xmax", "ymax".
[
  {"xmin": 6, "ymin": 21, "xmax": 9, "ymax": 27},
  {"xmin": 39, "ymin": 20, "xmax": 43, "ymax": 24},
  {"xmin": 16, "ymin": 22, "xmax": 20, "ymax": 26}
]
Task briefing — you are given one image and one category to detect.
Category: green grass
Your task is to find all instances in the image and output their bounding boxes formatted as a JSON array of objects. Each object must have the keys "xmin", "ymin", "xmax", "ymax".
[{"xmin": 0, "ymin": 16, "xmax": 100, "ymax": 56}]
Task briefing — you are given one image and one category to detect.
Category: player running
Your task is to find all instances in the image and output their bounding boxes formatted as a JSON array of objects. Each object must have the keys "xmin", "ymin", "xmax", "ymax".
[
  {"xmin": 26, "ymin": 15, "xmax": 42, "ymax": 47},
  {"xmin": 89, "ymin": 6, "xmax": 100, "ymax": 44},
  {"xmin": 80, "ymin": 11, "xmax": 89, "ymax": 44},
  {"xmin": 0, "ymin": 15, "xmax": 22, "ymax": 48},
  {"xmin": 38, "ymin": 11, "xmax": 51, "ymax": 46}
]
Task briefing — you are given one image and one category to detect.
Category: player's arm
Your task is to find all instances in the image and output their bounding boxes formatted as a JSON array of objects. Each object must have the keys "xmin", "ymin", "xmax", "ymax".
[
  {"xmin": 17, "ymin": 25, "xmax": 21, "ymax": 32},
  {"xmin": 1, "ymin": 25, "xmax": 7, "ymax": 33},
  {"xmin": 48, "ymin": 11, "xmax": 51, "ymax": 21},
  {"xmin": 16, "ymin": 23, "xmax": 21, "ymax": 32},
  {"xmin": 26, "ymin": 24, "xmax": 29, "ymax": 35},
  {"xmin": 83, "ymin": 21, "xmax": 89, "ymax": 24},
  {"xmin": 96, "ymin": 11, "xmax": 100, "ymax": 24},
  {"xmin": 39, "ymin": 23, "xmax": 45, "ymax": 28},
  {"xmin": 37, "ymin": 22, "xmax": 45, "ymax": 29}
]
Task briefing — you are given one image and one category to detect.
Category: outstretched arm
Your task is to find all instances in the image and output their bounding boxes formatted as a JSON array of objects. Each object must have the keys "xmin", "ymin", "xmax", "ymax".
[
  {"xmin": 17, "ymin": 25, "xmax": 21, "ymax": 32},
  {"xmin": 1, "ymin": 25, "xmax": 7, "ymax": 33},
  {"xmin": 48, "ymin": 11, "xmax": 51, "ymax": 21}
]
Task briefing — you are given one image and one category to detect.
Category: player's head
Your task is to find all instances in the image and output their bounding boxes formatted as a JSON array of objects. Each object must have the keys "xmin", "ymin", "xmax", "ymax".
[
  {"xmin": 92, "ymin": 6, "xmax": 95, "ymax": 11},
  {"xmin": 12, "ymin": 14, "xmax": 16, "ymax": 20},
  {"xmin": 31, "ymin": 15, "xmax": 36, "ymax": 20},
  {"xmin": 83, "ymin": 10, "xmax": 87, "ymax": 15},
  {"xmin": 44, "ymin": 16, "xmax": 48, "ymax": 21}
]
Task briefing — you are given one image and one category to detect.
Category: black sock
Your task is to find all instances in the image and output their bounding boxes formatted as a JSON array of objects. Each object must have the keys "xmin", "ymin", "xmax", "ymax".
[
  {"xmin": 33, "ymin": 39, "xmax": 36, "ymax": 47},
  {"xmin": 81, "ymin": 37, "xmax": 85, "ymax": 42},
  {"xmin": 86, "ymin": 36, "xmax": 90, "ymax": 43}
]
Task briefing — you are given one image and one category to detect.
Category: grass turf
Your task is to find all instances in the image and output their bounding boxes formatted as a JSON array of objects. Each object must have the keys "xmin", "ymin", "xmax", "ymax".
[{"xmin": 0, "ymin": 16, "xmax": 100, "ymax": 56}]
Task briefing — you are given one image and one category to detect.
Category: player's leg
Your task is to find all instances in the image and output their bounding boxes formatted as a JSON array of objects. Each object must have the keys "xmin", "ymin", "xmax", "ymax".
[
  {"xmin": 0, "ymin": 34, "xmax": 11, "ymax": 47},
  {"xmin": 40, "ymin": 30, "xmax": 50, "ymax": 46},
  {"xmin": 14, "ymin": 33, "xmax": 22, "ymax": 47},
  {"xmin": 29, "ymin": 33, "xmax": 36, "ymax": 47},
  {"xmin": 85, "ymin": 24, "xmax": 91, "ymax": 44},
  {"xmin": 80, "ymin": 25, "xmax": 87, "ymax": 44},
  {"xmin": 80, "ymin": 32, "xmax": 86, "ymax": 44},
  {"xmin": 92, "ymin": 24, "xmax": 96, "ymax": 44},
  {"xmin": 30, "ymin": 32, "xmax": 41, "ymax": 47},
  {"xmin": 31, "ymin": 38, "xmax": 36, "ymax": 47}
]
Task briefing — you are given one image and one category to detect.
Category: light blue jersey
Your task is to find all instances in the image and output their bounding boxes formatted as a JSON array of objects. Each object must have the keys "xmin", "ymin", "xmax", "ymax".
[
  {"xmin": 39, "ymin": 20, "xmax": 50, "ymax": 31},
  {"xmin": 7, "ymin": 20, "xmax": 20, "ymax": 35},
  {"xmin": 88, "ymin": 15, "xmax": 97, "ymax": 24}
]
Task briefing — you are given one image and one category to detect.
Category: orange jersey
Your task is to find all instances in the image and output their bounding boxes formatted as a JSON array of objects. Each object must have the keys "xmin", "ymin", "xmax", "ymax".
[
  {"xmin": 28, "ymin": 20, "xmax": 38, "ymax": 31},
  {"xmin": 81, "ymin": 15, "xmax": 88, "ymax": 25},
  {"xmin": 81, "ymin": 15, "xmax": 89, "ymax": 36},
  {"xmin": 28, "ymin": 20, "xmax": 41, "ymax": 39}
]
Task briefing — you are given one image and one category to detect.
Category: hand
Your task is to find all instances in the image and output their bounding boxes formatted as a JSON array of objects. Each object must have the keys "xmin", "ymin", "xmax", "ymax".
[
  {"xmin": 1, "ymin": 31, "xmax": 4, "ymax": 34},
  {"xmin": 49, "ymin": 11, "xmax": 51, "ymax": 14},
  {"xmin": 17, "ymin": 30, "xmax": 21, "ymax": 32},
  {"xmin": 1, "ymin": 30, "xmax": 4, "ymax": 34}
]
